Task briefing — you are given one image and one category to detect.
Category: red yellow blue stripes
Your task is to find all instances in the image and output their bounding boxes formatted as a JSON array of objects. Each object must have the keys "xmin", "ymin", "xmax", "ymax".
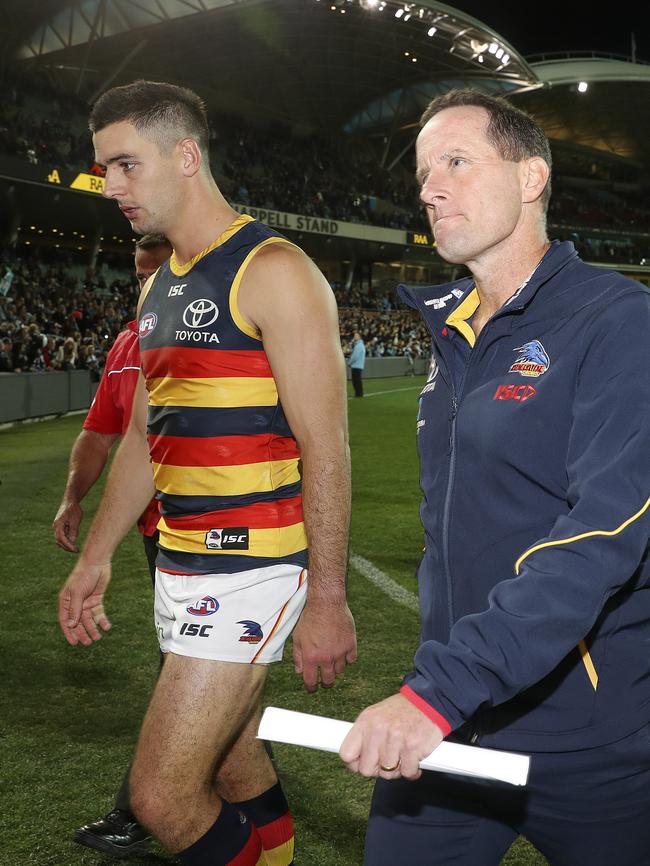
[
  {"xmin": 147, "ymin": 376, "xmax": 278, "ymax": 408},
  {"xmin": 148, "ymin": 433, "xmax": 300, "ymax": 468},
  {"xmin": 140, "ymin": 346, "xmax": 273, "ymax": 380},
  {"xmin": 162, "ymin": 496, "xmax": 304, "ymax": 531},
  {"xmin": 157, "ymin": 521, "xmax": 307, "ymax": 559}
]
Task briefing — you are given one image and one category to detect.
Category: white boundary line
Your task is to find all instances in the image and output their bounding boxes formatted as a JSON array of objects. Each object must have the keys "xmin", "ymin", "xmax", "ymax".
[
  {"xmin": 348, "ymin": 385, "xmax": 422, "ymax": 400},
  {"xmin": 349, "ymin": 552, "xmax": 419, "ymax": 612}
]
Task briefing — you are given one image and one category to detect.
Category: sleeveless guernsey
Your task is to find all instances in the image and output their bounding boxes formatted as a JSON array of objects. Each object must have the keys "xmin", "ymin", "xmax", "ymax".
[{"xmin": 138, "ymin": 214, "xmax": 308, "ymax": 575}]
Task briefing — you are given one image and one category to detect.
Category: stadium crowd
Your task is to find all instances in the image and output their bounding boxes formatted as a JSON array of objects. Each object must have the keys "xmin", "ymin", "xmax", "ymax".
[
  {"xmin": 2, "ymin": 71, "xmax": 650, "ymax": 244},
  {"xmin": 0, "ymin": 251, "xmax": 430, "ymax": 374},
  {"xmin": 0, "ymin": 252, "xmax": 139, "ymax": 374}
]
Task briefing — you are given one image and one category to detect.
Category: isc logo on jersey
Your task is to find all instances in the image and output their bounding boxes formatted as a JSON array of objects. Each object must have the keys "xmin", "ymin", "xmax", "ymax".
[
  {"xmin": 175, "ymin": 298, "xmax": 220, "ymax": 344},
  {"xmin": 205, "ymin": 528, "xmax": 250, "ymax": 550}
]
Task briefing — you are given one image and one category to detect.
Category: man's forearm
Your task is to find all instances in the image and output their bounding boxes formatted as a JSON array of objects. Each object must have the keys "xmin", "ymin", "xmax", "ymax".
[
  {"xmin": 81, "ymin": 429, "xmax": 155, "ymax": 565},
  {"xmin": 300, "ymin": 437, "xmax": 351, "ymax": 600},
  {"xmin": 62, "ymin": 430, "xmax": 116, "ymax": 505}
]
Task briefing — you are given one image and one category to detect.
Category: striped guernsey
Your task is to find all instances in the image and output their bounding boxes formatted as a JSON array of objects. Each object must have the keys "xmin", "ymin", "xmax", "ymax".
[{"xmin": 138, "ymin": 213, "xmax": 308, "ymax": 575}]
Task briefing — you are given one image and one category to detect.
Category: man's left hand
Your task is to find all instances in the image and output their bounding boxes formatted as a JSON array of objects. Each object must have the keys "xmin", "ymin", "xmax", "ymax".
[
  {"xmin": 339, "ymin": 693, "xmax": 444, "ymax": 780},
  {"xmin": 293, "ymin": 599, "xmax": 357, "ymax": 692}
]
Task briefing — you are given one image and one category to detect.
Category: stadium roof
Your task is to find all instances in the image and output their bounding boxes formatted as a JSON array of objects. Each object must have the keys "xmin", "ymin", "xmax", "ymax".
[
  {"xmin": 12, "ymin": 0, "xmax": 539, "ymax": 128},
  {"xmin": 4, "ymin": 0, "xmax": 650, "ymax": 173}
]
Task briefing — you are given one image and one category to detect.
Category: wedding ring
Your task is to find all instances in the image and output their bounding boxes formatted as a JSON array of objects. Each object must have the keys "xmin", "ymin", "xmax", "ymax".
[{"xmin": 380, "ymin": 761, "xmax": 400, "ymax": 773}]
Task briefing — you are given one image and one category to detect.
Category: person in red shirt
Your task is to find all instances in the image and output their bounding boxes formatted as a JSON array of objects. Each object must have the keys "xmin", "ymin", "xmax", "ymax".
[{"xmin": 52, "ymin": 233, "xmax": 172, "ymax": 858}]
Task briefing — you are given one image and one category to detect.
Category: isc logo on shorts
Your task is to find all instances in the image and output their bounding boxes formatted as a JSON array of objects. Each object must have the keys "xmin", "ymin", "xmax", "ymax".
[
  {"xmin": 180, "ymin": 623, "xmax": 213, "ymax": 637},
  {"xmin": 205, "ymin": 528, "xmax": 249, "ymax": 550}
]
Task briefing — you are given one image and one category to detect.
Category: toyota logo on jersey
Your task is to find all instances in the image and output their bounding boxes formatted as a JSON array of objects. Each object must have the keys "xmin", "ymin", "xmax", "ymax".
[
  {"xmin": 186, "ymin": 596, "xmax": 220, "ymax": 616},
  {"xmin": 182, "ymin": 299, "xmax": 219, "ymax": 328}
]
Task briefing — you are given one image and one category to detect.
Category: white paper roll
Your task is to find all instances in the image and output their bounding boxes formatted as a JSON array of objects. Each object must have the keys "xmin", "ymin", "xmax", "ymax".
[{"xmin": 258, "ymin": 707, "xmax": 529, "ymax": 786}]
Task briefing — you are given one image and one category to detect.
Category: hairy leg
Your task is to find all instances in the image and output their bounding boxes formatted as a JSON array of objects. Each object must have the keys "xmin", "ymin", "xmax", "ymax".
[{"xmin": 129, "ymin": 653, "xmax": 269, "ymax": 852}]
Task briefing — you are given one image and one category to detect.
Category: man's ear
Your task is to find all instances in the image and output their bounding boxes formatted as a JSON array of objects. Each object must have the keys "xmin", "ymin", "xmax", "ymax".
[
  {"xmin": 178, "ymin": 138, "xmax": 202, "ymax": 178},
  {"xmin": 522, "ymin": 156, "xmax": 550, "ymax": 204}
]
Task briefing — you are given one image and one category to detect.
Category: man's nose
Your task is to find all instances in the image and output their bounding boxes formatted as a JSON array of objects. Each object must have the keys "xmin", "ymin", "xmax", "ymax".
[
  {"xmin": 419, "ymin": 174, "xmax": 447, "ymax": 207},
  {"xmin": 102, "ymin": 168, "xmax": 123, "ymax": 200}
]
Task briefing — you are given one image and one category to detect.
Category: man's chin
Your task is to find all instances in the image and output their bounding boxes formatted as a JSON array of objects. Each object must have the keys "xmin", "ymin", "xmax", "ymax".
[{"xmin": 433, "ymin": 242, "xmax": 467, "ymax": 265}]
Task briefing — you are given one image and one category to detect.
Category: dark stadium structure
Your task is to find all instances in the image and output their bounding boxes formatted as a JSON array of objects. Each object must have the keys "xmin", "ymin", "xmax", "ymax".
[{"xmin": 0, "ymin": 0, "xmax": 648, "ymax": 288}]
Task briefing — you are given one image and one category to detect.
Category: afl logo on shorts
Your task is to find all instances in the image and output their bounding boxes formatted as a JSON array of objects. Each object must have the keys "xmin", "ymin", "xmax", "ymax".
[
  {"xmin": 186, "ymin": 596, "xmax": 220, "ymax": 616},
  {"xmin": 139, "ymin": 312, "xmax": 158, "ymax": 337}
]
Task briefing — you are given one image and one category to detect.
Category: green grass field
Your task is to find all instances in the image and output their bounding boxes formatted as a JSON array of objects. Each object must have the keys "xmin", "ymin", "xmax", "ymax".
[{"xmin": 0, "ymin": 377, "xmax": 548, "ymax": 865}]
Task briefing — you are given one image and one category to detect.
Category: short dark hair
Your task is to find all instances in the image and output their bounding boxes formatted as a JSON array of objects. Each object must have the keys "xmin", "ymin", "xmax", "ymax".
[
  {"xmin": 135, "ymin": 232, "xmax": 172, "ymax": 252},
  {"xmin": 420, "ymin": 89, "xmax": 552, "ymax": 210},
  {"xmin": 89, "ymin": 79, "xmax": 210, "ymax": 158}
]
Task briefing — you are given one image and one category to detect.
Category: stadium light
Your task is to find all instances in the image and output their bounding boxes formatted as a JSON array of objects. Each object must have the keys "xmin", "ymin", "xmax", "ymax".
[
  {"xmin": 394, "ymin": 7, "xmax": 404, "ymax": 16},
  {"xmin": 578, "ymin": 81, "xmax": 588, "ymax": 93},
  {"xmin": 427, "ymin": 26, "xmax": 436, "ymax": 36}
]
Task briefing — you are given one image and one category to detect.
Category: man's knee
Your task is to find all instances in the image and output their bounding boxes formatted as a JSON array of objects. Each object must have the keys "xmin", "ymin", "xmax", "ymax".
[{"xmin": 129, "ymin": 765, "xmax": 193, "ymax": 836}]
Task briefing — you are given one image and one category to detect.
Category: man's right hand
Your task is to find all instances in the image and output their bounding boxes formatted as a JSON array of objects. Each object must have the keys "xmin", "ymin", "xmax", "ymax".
[
  {"xmin": 52, "ymin": 499, "xmax": 83, "ymax": 552},
  {"xmin": 58, "ymin": 561, "xmax": 112, "ymax": 646}
]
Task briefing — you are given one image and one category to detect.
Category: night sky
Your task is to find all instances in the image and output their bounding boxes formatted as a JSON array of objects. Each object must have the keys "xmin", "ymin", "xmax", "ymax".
[{"xmin": 448, "ymin": 1, "xmax": 647, "ymax": 61}]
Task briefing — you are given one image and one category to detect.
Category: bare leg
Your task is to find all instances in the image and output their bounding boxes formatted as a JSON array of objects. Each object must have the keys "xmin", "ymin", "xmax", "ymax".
[
  {"xmin": 129, "ymin": 653, "xmax": 269, "ymax": 853},
  {"xmin": 216, "ymin": 704, "xmax": 276, "ymax": 803}
]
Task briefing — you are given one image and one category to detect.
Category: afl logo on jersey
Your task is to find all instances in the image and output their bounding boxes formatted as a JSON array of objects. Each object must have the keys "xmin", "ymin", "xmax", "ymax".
[
  {"xmin": 139, "ymin": 312, "xmax": 158, "ymax": 337},
  {"xmin": 183, "ymin": 299, "xmax": 219, "ymax": 328},
  {"xmin": 186, "ymin": 596, "xmax": 220, "ymax": 616}
]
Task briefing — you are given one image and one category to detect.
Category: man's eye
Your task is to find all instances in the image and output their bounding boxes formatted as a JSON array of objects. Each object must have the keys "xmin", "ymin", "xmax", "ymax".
[
  {"xmin": 450, "ymin": 157, "xmax": 464, "ymax": 168},
  {"xmin": 122, "ymin": 162, "xmax": 136, "ymax": 172}
]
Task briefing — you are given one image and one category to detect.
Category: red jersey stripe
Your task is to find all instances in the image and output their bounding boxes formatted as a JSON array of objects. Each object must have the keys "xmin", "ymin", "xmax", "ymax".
[
  {"xmin": 256, "ymin": 813, "xmax": 294, "ymax": 849},
  {"xmin": 228, "ymin": 829, "xmax": 264, "ymax": 866},
  {"xmin": 161, "ymin": 496, "xmax": 304, "ymax": 531},
  {"xmin": 148, "ymin": 433, "xmax": 300, "ymax": 468},
  {"xmin": 140, "ymin": 346, "xmax": 272, "ymax": 379}
]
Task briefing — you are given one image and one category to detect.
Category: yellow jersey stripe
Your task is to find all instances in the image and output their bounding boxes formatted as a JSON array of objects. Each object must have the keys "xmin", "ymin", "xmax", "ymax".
[
  {"xmin": 136, "ymin": 270, "xmax": 159, "ymax": 318},
  {"xmin": 578, "ymin": 640, "xmax": 599, "ymax": 690},
  {"xmin": 152, "ymin": 458, "xmax": 301, "ymax": 497},
  {"xmin": 147, "ymin": 376, "xmax": 278, "ymax": 408},
  {"xmin": 445, "ymin": 287, "xmax": 479, "ymax": 347},
  {"xmin": 260, "ymin": 838, "xmax": 295, "ymax": 866},
  {"xmin": 514, "ymin": 494, "xmax": 650, "ymax": 692},
  {"xmin": 229, "ymin": 236, "xmax": 298, "ymax": 340},
  {"xmin": 158, "ymin": 522, "xmax": 307, "ymax": 558},
  {"xmin": 169, "ymin": 213, "xmax": 254, "ymax": 276},
  {"xmin": 514, "ymin": 495, "xmax": 650, "ymax": 575}
]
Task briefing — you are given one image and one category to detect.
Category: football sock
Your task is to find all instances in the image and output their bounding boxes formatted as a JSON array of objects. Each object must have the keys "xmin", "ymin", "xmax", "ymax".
[
  {"xmin": 234, "ymin": 783, "xmax": 294, "ymax": 866},
  {"xmin": 178, "ymin": 800, "xmax": 263, "ymax": 866}
]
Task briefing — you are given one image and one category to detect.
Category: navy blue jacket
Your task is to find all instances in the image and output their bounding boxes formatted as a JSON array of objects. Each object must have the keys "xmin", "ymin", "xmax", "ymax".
[{"xmin": 399, "ymin": 241, "xmax": 650, "ymax": 751}]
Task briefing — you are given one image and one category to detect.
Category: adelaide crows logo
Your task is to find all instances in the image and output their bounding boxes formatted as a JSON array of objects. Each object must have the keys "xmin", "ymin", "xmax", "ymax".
[
  {"xmin": 237, "ymin": 620, "xmax": 264, "ymax": 644},
  {"xmin": 509, "ymin": 340, "xmax": 550, "ymax": 378}
]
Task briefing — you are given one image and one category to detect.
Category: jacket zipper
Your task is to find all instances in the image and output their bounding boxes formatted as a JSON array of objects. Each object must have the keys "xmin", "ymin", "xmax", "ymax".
[{"xmin": 440, "ymin": 324, "xmax": 494, "ymax": 632}]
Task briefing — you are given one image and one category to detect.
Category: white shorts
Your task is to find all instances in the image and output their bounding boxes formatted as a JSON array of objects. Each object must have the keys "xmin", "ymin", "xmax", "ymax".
[{"xmin": 154, "ymin": 564, "xmax": 307, "ymax": 664}]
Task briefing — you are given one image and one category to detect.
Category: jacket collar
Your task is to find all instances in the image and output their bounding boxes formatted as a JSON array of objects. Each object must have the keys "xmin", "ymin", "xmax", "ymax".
[{"xmin": 398, "ymin": 240, "xmax": 579, "ymax": 329}]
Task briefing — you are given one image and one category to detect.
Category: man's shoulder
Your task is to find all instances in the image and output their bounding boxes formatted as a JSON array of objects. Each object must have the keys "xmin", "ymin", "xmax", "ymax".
[
  {"xmin": 562, "ymin": 258, "xmax": 650, "ymax": 312},
  {"xmin": 104, "ymin": 325, "xmax": 140, "ymax": 370}
]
